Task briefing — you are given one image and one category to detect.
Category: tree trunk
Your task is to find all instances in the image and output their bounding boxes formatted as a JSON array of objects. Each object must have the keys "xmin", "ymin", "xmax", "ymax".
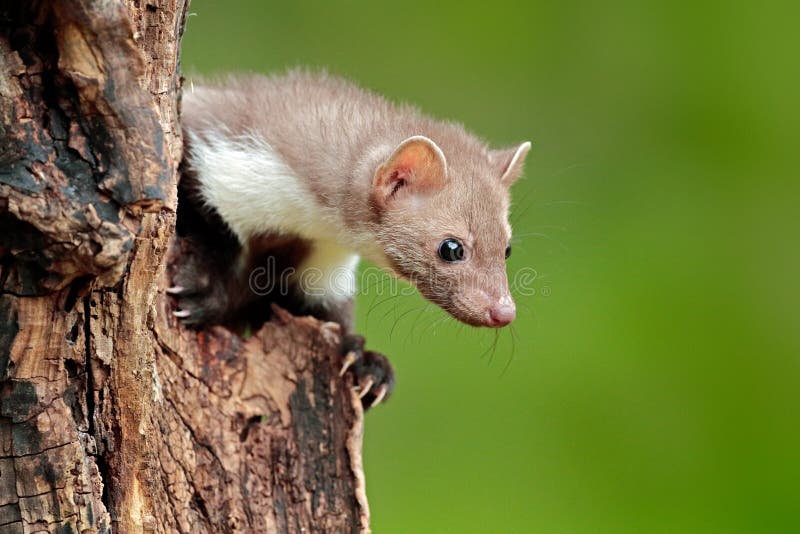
[{"xmin": 0, "ymin": 1, "xmax": 370, "ymax": 532}]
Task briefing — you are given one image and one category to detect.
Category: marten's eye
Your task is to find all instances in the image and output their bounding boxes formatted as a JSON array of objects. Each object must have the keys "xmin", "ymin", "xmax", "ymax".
[
  {"xmin": 505, "ymin": 245, "xmax": 512, "ymax": 259},
  {"xmin": 438, "ymin": 238, "xmax": 465, "ymax": 262}
]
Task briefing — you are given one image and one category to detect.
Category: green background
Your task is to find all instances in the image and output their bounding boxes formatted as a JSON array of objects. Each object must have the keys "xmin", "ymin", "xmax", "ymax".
[{"xmin": 182, "ymin": 2, "xmax": 799, "ymax": 532}]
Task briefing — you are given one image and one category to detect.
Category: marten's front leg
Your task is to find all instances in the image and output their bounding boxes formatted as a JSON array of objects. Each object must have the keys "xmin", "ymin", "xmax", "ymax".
[
  {"xmin": 169, "ymin": 237, "xmax": 396, "ymax": 409},
  {"xmin": 168, "ymin": 235, "xmax": 242, "ymax": 326}
]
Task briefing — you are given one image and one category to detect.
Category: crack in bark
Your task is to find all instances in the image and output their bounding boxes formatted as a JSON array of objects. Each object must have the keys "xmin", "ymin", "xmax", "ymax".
[
  {"xmin": 164, "ymin": 395, "xmax": 229, "ymax": 483},
  {"xmin": 3, "ymin": 439, "xmax": 75, "ymax": 460},
  {"xmin": 82, "ymin": 293, "xmax": 113, "ymax": 518}
]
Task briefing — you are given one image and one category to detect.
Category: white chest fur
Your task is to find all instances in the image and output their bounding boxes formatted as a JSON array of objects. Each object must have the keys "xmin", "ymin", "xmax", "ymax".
[{"xmin": 187, "ymin": 130, "xmax": 361, "ymax": 305}]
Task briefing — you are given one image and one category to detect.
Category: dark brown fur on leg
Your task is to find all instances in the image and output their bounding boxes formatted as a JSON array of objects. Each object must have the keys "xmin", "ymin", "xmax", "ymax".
[{"xmin": 171, "ymin": 177, "xmax": 395, "ymax": 408}]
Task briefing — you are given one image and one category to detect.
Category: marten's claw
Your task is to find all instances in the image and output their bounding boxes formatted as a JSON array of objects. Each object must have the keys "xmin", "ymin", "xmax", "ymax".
[
  {"xmin": 357, "ymin": 377, "xmax": 375, "ymax": 398},
  {"xmin": 166, "ymin": 285, "xmax": 185, "ymax": 295},
  {"xmin": 370, "ymin": 384, "xmax": 389, "ymax": 407},
  {"xmin": 172, "ymin": 309, "xmax": 191, "ymax": 318},
  {"xmin": 339, "ymin": 351, "xmax": 358, "ymax": 376}
]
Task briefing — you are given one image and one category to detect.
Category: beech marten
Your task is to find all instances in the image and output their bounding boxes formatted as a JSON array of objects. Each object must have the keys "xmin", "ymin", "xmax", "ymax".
[{"xmin": 171, "ymin": 70, "xmax": 531, "ymax": 408}]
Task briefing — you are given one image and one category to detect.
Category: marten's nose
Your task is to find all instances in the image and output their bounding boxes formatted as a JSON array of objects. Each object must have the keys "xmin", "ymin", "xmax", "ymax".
[{"xmin": 486, "ymin": 297, "xmax": 516, "ymax": 327}]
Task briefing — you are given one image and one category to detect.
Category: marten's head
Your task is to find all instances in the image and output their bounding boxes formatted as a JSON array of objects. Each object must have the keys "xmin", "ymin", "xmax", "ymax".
[{"xmin": 370, "ymin": 135, "xmax": 530, "ymax": 328}]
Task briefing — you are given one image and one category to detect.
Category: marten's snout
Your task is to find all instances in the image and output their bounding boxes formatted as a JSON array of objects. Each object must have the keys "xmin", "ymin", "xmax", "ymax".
[
  {"xmin": 486, "ymin": 296, "xmax": 516, "ymax": 327},
  {"xmin": 441, "ymin": 266, "xmax": 517, "ymax": 328},
  {"xmin": 440, "ymin": 286, "xmax": 516, "ymax": 328},
  {"xmin": 457, "ymin": 287, "xmax": 516, "ymax": 328}
]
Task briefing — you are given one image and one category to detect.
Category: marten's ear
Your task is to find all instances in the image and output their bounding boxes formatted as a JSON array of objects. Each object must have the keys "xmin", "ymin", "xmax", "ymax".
[
  {"xmin": 373, "ymin": 136, "xmax": 447, "ymax": 208},
  {"xmin": 491, "ymin": 141, "xmax": 531, "ymax": 187}
]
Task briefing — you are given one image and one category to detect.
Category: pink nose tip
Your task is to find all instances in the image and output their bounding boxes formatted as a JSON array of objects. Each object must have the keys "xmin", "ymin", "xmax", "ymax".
[{"xmin": 487, "ymin": 301, "xmax": 516, "ymax": 327}]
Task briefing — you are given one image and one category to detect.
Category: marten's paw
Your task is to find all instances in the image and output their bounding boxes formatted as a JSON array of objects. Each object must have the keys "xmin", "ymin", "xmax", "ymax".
[
  {"xmin": 167, "ymin": 243, "xmax": 230, "ymax": 327},
  {"xmin": 168, "ymin": 285, "xmax": 227, "ymax": 327},
  {"xmin": 339, "ymin": 334, "xmax": 396, "ymax": 410}
]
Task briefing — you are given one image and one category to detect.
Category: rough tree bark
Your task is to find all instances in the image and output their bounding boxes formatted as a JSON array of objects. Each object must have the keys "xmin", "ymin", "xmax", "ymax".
[{"xmin": 0, "ymin": 1, "xmax": 370, "ymax": 532}]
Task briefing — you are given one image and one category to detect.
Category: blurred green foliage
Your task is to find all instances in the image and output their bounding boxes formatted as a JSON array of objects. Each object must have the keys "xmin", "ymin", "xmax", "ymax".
[{"xmin": 182, "ymin": 1, "xmax": 799, "ymax": 532}]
